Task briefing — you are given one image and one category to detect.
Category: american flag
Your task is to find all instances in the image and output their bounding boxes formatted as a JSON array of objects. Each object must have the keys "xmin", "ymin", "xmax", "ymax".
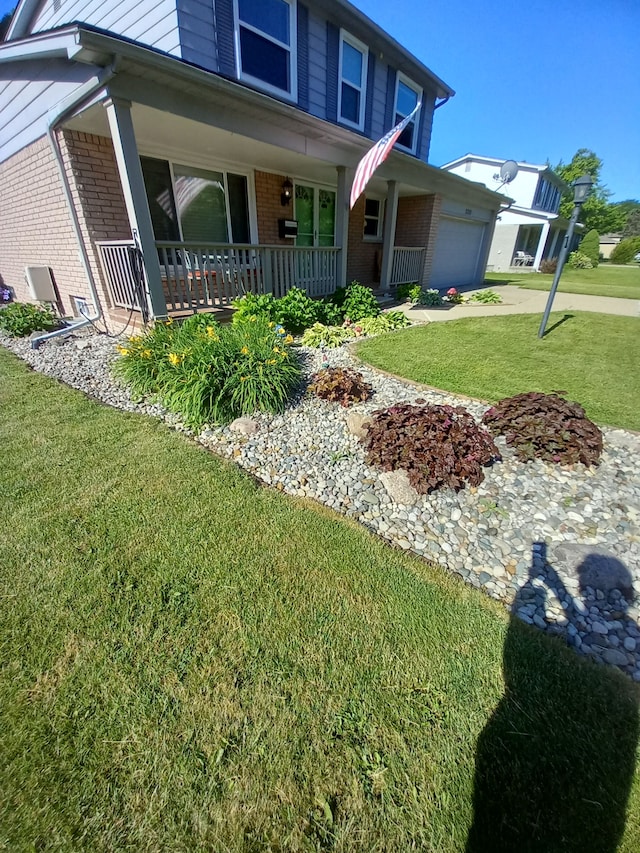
[{"xmin": 349, "ymin": 102, "xmax": 422, "ymax": 209}]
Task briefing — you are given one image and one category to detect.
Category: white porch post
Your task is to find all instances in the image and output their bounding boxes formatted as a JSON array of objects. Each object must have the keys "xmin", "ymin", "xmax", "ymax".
[
  {"xmin": 380, "ymin": 180, "xmax": 399, "ymax": 291},
  {"xmin": 533, "ymin": 220, "xmax": 551, "ymax": 270},
  {"xmin": 103, "ymin": 97, "xmax": 166, "ymax": 319},
  {"xmin": 335, "ymin": 166, "xmax": 350, "ymax": 288}
]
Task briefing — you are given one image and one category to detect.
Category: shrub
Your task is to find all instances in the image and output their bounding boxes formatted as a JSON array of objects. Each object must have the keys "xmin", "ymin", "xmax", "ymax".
[
  {"xmin": 566, "ymin": 251, "xmax": 593, "ymax": 269},
  {"xmin": 539, "ymin": 257, "xmax": 558, "ymax": 274},
  {"xmin": 309, "ymin": 367, "xmax": 372, "ymax": 407},
  {"xmin": 358, "ymin": 312, "xmax": 411, "ymax": 337},
  {"xmin": 396, "ymin": 283, "xmax": 422, "ymax": 303},
  {"xmin": 0, "ymin": 302, "xmax": 59, "ymax": 337},
  {"xmin": 467, "ymin": 289, "xmax": 502, "ymax": 304},
  {"xmin": 316, "ymin": 297, "xmax": 344, "ymax": 326},
  {"xmin": 579, "ymin": 229, "xmax": 600, "ymax": 267},
  {"xmin": 365, "ymin": 403, "xmax": 500, "ymax": 492},
  {"xmin": 231, "ymin": 292, "xmax": 278, "ymax": 324},
  {"xmin": 482, "ymin": 391, "xmax": 603, "ymax": 466},
  {"xmin": 610, "ymin": 236, "xmax": 640, "ymax": 265},
  {"xmin": 274, "ymin": 287, "xmax": 321, "ymax": 334},
  {"xmin": 417, "ymin": 288, "xmax": 444, "ymax": 306},
  {"xmin": 341, "ymin": 281, "xmax": 380, "ymax": 322},
  {"xmin": 301, "ymin": 323, "xmax": 353, "ymax": 348},
  {"xmin": 115, "ymin": 315, "xmax": 301, "ymax": 427},
  {"xmin": 444, "ymin": 287, "xmax": 464, "ymax": 304}
]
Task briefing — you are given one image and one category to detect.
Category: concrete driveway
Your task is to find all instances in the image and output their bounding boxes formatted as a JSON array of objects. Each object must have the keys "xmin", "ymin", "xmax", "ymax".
[{"xmin": 399, "ymin": 285, "xmax": 640, "ymax": 323}]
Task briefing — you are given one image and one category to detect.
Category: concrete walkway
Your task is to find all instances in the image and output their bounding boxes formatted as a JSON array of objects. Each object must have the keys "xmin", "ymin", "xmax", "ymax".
[{"xmin": 399, "ymin": 285, "xmax": 640, "ymax": 323}]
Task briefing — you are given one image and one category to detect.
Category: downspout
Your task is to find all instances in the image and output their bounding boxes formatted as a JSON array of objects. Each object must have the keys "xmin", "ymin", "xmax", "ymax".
[{"xmin": 31, "ymin": 62, "xmax": 117, "ymax": 348}]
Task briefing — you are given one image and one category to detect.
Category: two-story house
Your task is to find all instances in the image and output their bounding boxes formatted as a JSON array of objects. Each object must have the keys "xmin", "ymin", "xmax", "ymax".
[
  {"xmin": 1, "ymin": 0, "xmax": 507, "ymax": 329},
  {"xmin": 443, "ymin": 154, "xmax": 572, "ymax": 273}
]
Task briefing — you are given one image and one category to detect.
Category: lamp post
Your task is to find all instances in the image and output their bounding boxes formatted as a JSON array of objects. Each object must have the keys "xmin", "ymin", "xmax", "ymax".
[{"xmin": 538, "ymin": 174, "xmax": 593, "ymax": 338}]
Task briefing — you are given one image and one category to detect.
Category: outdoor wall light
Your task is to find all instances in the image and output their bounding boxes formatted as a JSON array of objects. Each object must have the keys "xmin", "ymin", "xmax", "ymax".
[
  {"xmin": 538, "ymin": 174, "xmax": 593, "ymax": 337},
  {"xmin": 281, "ymin": 177, "xmax": 293, "ymax": 206}
]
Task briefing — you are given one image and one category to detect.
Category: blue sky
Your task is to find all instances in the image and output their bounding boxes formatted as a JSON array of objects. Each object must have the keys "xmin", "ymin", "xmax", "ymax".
[
  {"xmin": 353, "ymin": 0, "xmax": 640, "ymax": 202},
  {"xmin": 2, "ymin": 0, "xmax": 639, "ymax": 201}
]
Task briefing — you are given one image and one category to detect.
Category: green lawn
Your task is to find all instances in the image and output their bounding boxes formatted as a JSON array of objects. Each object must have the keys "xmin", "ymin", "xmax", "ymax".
[
  {"xmin": 357, "ymin": 312, "xmax": 640, "ymax": 431},
  {"xmin": 1, "ymin": 348, "xmax": 640, "ymax": 851},
  {"xmin": 486, "ymin": 263, "xmax": 640, "ymax": 300}
]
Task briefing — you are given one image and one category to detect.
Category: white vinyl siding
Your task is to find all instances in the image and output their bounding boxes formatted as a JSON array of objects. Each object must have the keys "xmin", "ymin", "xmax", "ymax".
[
  {"xmin": 430, "ymin": 217, "xmax": 485, "ymax": 289},
  {"xmin": 393, "ymin": 72, "xmax": 422, "ymax": 155},
  {"xmin": 28, "ymin": 0, "xmax": 180, "ymax": 57},
  {"xmin": 233, "ymin": 0, "xmax": 297, "ymax": 101},
  {"xmin": 337, "ymin": 30, "xmax": 368, "ymax": 131}
]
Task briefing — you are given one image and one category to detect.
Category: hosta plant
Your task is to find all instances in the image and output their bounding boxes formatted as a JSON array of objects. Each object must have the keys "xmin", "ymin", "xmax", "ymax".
[
  {"xmin": 357, "ymin": 312, "xmax": 411, "ymax": 337},
  {"xmin": 365, "ymin": 403, "xmax": 500, "ymax": 492},
  {"xmin": 309, "ymin": 367, "xmax": 373, "ymax": 407},
  {"xmin": 0, "ymin": 302, "xmax": 59, "ymax": 337},
  {"xmin": 301, "ymin": 323, "xmax": 353, "ymax": 349},
  {"xmin": 482, "ymin": 391, "xmax": 603, "ymax": 466},
  {"xmin": 467, "ymin": 289, "xmax": 502, "ymax": 304},
  {"xmin": 417, "ymin": 289, "xmax": 444, "ymax": 306},
  {"xmin": 396, "ymin": 283, "xmax": 422, "ymax": 303}
]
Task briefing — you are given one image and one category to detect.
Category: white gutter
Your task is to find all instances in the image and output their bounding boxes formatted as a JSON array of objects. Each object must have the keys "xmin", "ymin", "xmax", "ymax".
[{"xmin": 31, "ymin": 63, "xmax": 117, "ymax": 348}]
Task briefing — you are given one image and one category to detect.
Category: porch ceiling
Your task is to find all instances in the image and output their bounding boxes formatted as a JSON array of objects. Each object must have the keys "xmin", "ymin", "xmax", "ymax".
[{"xmin": 66, "ymin": 102, "xmax": 394, "ymax": 195}]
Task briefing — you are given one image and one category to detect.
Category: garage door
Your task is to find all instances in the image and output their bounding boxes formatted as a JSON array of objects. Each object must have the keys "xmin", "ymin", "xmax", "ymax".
[{"xmin": 430, "ymin": 216, "xmax": 485, "ymax": 289}]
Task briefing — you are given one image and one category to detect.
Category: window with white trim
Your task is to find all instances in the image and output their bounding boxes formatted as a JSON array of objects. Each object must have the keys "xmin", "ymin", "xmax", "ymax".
[
  {"xmin": 234, "ymin": 0, "xmax": 297, "ymax": 100},
  {"xmin": 338, "ymin": 30, "xmax": 368, "ymax": 130},
  {"xmin": 363, "ymin": 197, "xmax": 384, "ymax": 240},
  {"xmin": 393, "ymin": 73, "xmax": 422, "ymax": 154}
]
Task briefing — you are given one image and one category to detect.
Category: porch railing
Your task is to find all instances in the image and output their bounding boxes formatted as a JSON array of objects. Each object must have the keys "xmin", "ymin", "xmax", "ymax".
[
  {"xmin": 97, "ymin": 241, "xmax": 340, "ymax": 314},
  {"xmin": 96, "ymin": 240, "xmax": 143, "ymax": 311},
  {"xmin": 390, "ymin": 247, "xmax": 425, "ymax": 286}
]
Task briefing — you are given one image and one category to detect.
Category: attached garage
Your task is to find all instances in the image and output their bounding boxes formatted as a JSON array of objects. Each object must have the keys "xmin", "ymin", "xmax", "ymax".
[{"xmin": 430, "ymin": 215, "xmax": 486, "ymax": 289}]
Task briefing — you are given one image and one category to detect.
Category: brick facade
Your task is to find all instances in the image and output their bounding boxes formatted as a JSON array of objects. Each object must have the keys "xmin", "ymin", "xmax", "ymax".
[
  {"xmin": 254, "ymin": 170, "xmax": 293, "ymax": 245},
  {"xmin": 346, "ymin": 196, "xmax": 382, "ymax": 287},
  {"xmin": 395, "ymin": 193, "xmax": 442, "ymax": 286},
  {"xmin": 0, "ymin": 130, "xmax": 131, "ymax": 326}
]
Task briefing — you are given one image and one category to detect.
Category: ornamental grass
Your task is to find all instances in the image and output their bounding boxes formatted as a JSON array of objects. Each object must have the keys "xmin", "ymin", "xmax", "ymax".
[{"xmin": 114, "ymin": 314, "xmax": 301, "ymax": 427}]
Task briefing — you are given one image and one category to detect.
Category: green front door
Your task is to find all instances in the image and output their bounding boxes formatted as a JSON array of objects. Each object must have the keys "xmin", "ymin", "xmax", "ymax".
[{"xmin": 294, "ymin": 184, "xmax": 336, "ymax": 247}]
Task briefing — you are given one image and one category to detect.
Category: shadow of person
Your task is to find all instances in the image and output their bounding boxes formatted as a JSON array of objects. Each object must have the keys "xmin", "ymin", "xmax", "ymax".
[{"xmin": 466, "ymin": 544, "xmax": 639, "ymax": 852}]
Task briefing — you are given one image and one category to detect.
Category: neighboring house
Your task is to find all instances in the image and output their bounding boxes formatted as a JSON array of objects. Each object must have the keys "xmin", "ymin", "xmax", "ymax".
[
  {"xmin": 599, "ymin": 234, "xmax": 621, "ymax": 260},
  {"xmin": 1, "ymin": 1, "xmax": 507, "ymax": 329},
  {"xmin": 442, "ymin": 154, "xmax": 575, "ymax": 273}
]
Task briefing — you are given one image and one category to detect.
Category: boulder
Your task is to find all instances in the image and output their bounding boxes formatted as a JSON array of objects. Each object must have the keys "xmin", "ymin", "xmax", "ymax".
[
  {"xmin": 346, "ymin": 412, "xmax": 370, "ymax": 440},
  {"xmin": 229, "ymin": 417, "xmax": 259, "ymax": 435},
  {"xmin": 379, "ymin": 470, "xmax": 419, "ymax": 505}
]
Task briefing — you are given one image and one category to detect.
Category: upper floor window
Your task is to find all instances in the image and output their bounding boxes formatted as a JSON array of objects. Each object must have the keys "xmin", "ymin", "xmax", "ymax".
[
  {"xmin": 234, "ymin": 0, "xmax": 297, "ymax": 100},
  {"xmin": 533, "ymin": 177, "xmax": 561, "ymax": 213},
  {"xmin": 338, "ymin": 31, "xmax": 368, "ymax": 130},
  {"xmin": 393, "ymin": 73, "xmax": 422, "ymax": 155}
]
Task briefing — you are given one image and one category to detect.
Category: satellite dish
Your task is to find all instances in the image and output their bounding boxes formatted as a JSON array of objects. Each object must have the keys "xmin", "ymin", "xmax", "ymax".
[{"xmin": 499, "ymin": 160, "xmax": 519, "ymax": 184}]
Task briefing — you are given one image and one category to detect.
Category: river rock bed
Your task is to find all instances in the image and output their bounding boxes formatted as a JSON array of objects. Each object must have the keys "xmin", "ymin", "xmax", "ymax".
[{"xmin": 3, "ymin": 327, "xmax": 640, "ymax": 679}]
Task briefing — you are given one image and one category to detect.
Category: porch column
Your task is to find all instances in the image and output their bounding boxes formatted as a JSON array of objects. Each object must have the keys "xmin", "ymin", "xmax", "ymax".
[
  {"xmin": 103, "ymin": 97, "xmax": 166, "ymax": 319},
  {"xmin": 380, "ymin": 180, "xmax": 399, "ymax": 291},
  {"xmin": 533, "ymin": 220, "xmax": 551, "ymax": 270},
  {"xmin": 335, "ymin": 166, "xmax": 350, "ymax": 288},
  {"xmin": 549, "ymin": 228, "xmax": 560, "ymax": 258}
]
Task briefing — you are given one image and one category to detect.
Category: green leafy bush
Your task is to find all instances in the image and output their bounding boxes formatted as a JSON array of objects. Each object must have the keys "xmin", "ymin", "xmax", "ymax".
[
  {"xmin": 341, "ymin": 281, "xmax": 380, "ymax": 322},
  {"xmin": 444, "ymin": 287, "xmax": 464, "ymax": 304},
  {"xmin": 115, "ymin": 315, "xmax": 300, "ymax": 427},
  {"xmin": 231, "ymin": 293, "xmax": 277, "ymax": 324},
  {"xmin": 0, "ymin": 302, "xmax": 59, "ymax": 337},
  {"xmin": 316, "ymin": 298, "xmax": 344, "ymax": 326},
  {"xmin": 274, "ymin": 287, "xmax": 321, "ymax": 334},
  {"xmin": 301, "ymin": 323, "xmax": 353, "ymax": 348},
  {"xmin": 610, "ymin": 236, "xmax": 640, "ymax": 265},
  {"xmin": 579, "ymin": 229, "xmax": 600, "ymax": 267},
  {"xmin": 358, "ymin": 312, "xmax": 410, "ymax": 336},
  {"xmin": 396, "ymin": 283, "xmax": 422, "ymax": 303},
  {"xmin": 467, "ymin": 289, "xmax": 502, "ymax": 304},
  {"xmin": 539, "ymin": 258, "xmax": 558, "ymax": 274},
  {"xmin": 365, "ymin": 403, "xmax": 500, "ymax": 492},
  {"xmin": 567, "ymin": 251, "xmax": 593, "ymax": 269},
  {"xmin": 309, "ymin": 367, "xmax": 372, "ymax": 407},
  {"xmin": 417, "ymin": 289, "xmax": 444, "ymax": 306},
  {"xmin": 482, "ymin": 391, "xmax": 603, "ymax": 466}
]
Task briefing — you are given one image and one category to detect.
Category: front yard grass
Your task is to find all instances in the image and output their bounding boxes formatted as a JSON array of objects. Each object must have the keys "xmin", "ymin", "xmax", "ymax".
[
  {"xmin": 1, "ymin": 347, "xmax": 640, "ymax": 850},
  {"xmin": 487, "ymin": 263, "xmax": 640, "ymax": 301},
  {"xmin": 356, "ymin": 312, "xmax": 640, "ymax": 431}
]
